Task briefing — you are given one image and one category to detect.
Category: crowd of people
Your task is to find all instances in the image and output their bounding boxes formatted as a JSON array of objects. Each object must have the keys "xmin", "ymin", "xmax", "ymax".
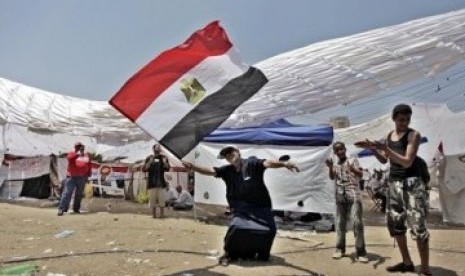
[{"xmin": 55, "ymin": 104, "xmax": 432, "ymax": 275}]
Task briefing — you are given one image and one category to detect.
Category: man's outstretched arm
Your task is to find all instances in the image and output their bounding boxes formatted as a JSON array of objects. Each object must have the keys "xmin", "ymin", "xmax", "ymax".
[
  {"xmin": 182, "ymin": 161, "xmax": 217, "ymax": 176},
  {"xmin": 263, "ymin": 160, "xmax": 299, "ymax": 172}
]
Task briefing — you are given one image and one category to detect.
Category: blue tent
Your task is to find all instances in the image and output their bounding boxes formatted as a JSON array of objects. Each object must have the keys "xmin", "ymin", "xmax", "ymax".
[{"xmin": 203, "ymin": 119, "xmax": 333, "ymax": 146}]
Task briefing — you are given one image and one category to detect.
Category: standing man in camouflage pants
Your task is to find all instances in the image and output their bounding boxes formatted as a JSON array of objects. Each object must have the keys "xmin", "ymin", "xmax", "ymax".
[{"xmin": 360, "ymin": 104, "xmax": 431, "ymax": 276}]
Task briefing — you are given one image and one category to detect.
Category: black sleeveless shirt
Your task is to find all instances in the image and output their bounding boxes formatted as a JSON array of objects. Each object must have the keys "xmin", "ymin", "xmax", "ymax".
[{"xmin": 387, "ymin": 128, "xmax": 421, "ymax": 181}]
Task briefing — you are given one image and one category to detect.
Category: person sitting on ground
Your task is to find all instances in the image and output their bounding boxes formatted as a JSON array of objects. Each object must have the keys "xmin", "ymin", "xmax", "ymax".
[
  {"xmin": 173, "ymin": 185, "xmax": 194, "ymax": 210},
  {"xmin": 165, "ymin": 185, "xmax": 179, "ymax": 207}
]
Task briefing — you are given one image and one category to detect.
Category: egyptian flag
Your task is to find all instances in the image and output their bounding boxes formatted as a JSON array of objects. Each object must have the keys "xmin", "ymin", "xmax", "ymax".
[{"xmin": 110, "ymin": 21, "xmax": 268, "ymax": 158}]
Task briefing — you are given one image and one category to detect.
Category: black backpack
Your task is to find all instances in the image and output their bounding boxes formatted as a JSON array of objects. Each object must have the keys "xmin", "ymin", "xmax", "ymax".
[{"xmin": 415, "ymin": 156, "xmax": 430, "ymax": 185}]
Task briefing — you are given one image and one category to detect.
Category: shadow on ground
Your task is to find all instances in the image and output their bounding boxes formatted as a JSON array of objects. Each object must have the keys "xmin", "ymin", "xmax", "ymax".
[{"xmin": 166, "ymin": 256, "xmax": 325, "ymax": 276}]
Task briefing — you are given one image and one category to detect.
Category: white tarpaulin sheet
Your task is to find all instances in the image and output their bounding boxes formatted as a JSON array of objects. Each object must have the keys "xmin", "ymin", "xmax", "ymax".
[
  {"xmin": 2, "ymin": 124, "xmax": 98, "ymax": 157},
  {"xmin": 223, "ymin": 9, "xmax": 465, "ymax": 128},
  {"xmin": 0, "ymin": 77, "xmax": 149, "ymax": 143},
  {"xmin": 438, "ymin": 155, "xmax": 465, "ymax": 224},
  {"xmin": 1, "ymin": 9, "xmax": 465, "ymax": 142},
  {"xmin": 7, "ymin": 156, "xmax": 51, "ymax": 180},
  {"xmin": 194, "ymin": 142, "xmax": 334, "ymax": 214}
]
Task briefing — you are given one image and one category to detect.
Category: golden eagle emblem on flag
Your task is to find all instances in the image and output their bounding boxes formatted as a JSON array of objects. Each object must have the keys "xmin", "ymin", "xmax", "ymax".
[{"xmin": 180, "ymin": 77, "xmax": 206, "ymax": 104}]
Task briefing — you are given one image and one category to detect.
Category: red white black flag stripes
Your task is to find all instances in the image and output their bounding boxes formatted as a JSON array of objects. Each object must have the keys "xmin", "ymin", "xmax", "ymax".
[{"xmin": 110, "ymin": 21, "xmax": 267, "ymax": 158}]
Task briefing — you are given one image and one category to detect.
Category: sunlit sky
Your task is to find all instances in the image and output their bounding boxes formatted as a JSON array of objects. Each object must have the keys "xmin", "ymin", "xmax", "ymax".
[{"xmin": 1, "ymin": 0, "xmax": 464, "ymax": 104}]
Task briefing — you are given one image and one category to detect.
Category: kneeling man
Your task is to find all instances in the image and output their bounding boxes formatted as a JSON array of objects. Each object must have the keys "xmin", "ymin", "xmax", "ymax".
[{"xmin": 182, "ymin": 146, "xmax": 298, "ymax": 265}]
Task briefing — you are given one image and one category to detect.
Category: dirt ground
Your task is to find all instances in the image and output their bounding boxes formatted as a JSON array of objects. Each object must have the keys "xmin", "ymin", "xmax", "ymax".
[{"xmin": 0, "ymin": 197, "xmax": 464, "ymax": 276}]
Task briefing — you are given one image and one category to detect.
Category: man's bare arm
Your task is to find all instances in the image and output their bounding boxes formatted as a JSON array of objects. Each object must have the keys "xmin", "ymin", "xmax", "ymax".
[
  {"xmin": 182, "ymin": 161, "xmax": 216, "ymax": 176},
  {"xmin": 358, "ymin": 139, "xmax": 388, "ymax": 164},
  {"xmin": 350, "ymin": 164, "xmax": 363, "ymax": 178},
  {"xmin": 162, "ymin": 156, "xmax": 170, "ymax": 171},
  {"xmin": 383, "ymin": 131, "xmax": 420, "ymax": 168},
  {"xmin": 372, "ymin": 149, "xmax": 388, "ymax": 164},
  {"xmin": 142, "ymin": 156, "xmax": 152, "ymax": 172},
  {"xmin": 263, "ymin": 160, "xmax": 299, "ymax": 172},
  {"xmin": 325, "ymin": 158, "xmax": 335, "ymax": 180}
]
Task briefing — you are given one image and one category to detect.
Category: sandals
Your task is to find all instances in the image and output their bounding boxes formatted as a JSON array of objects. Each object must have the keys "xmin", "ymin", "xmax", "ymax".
[{"xmin": 218, "ymin": 255, "xmax": 230, "ymax": 266}]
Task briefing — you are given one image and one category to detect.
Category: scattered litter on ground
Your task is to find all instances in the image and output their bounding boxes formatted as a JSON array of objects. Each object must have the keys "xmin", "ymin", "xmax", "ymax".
[
  {"xmin": 10, "ymin": 256, "xmax": 29, "ymax": 261},
  {"xmin": 54, "ymin": 230, "xmax": 74, "ymax": 239},
  {"xmin": 0, "ymin": 264, "xmax": 38, "ymax": 275},
  {"xmin": 126, "ymin": 258, "xmax": 143, "ymax": 265},
  {"xmin": 106, "ymin": 241, "xmax": 116, "ymax": 246},
  {"xmin": 207, "ymin": 249, "xmax": 219, "ymax": 256}
]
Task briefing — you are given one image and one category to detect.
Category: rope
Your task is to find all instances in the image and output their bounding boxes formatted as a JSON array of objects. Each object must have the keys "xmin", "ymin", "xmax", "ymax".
[{"xmin": 1, "ymin": 243, "xmax": 464, "ymax": 265}]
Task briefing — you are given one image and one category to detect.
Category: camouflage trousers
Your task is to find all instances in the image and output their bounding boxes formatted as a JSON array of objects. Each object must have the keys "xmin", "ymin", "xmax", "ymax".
[{"xmin": 387, "ymin": 177, "xmax": 430, "ymax": 242}]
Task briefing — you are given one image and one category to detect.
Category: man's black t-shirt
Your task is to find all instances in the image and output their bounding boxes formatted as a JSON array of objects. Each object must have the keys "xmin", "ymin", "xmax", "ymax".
[
  {"xmin": 387, "ymin": 129, "xmax": 422, "ymax": 181},
  {"xmin": 145, "ymin": 154, "xmax": 168, "ymax": 189},
  {"xmin": 214, "ymin": 157, "xmax": 272, "ymax": 208}
]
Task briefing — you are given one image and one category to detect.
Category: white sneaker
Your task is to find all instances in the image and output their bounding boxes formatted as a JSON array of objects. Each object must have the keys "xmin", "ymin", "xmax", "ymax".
[
  {"xmin": 357, "ymin": 255, "xmax": 369, "ymax": 263},
  {"xmin": 332, "ymin": 251, "xmax": 344, "ymax": 259}
]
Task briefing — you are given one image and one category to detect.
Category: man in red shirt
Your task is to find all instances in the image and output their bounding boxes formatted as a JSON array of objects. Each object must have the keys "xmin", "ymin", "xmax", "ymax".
[{"xmin": 58, "ymin": 142, "xmax": 92, "ymax": 216}]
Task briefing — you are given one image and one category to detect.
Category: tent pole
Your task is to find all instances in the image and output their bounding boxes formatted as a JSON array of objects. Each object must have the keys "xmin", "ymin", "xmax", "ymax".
[{"xmin": 193, "ymin": 172, "xmax": 197, "ymax": 222}]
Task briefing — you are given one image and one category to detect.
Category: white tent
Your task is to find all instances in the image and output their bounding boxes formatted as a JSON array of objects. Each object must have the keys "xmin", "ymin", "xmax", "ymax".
[
  {"xmin": 224, "ymin": 9, "xmax": 465, "ymax": 128},
  {"xmin": 0, "ymin": 77, "xmax": 151, "ymax": 156},
  {"xmin": 2, "ymin": 9, "xmax": 465, "ymax": 155},
  {"xmin": 195, "ymin": 142, "xmax": 334, "ymax": 214}
]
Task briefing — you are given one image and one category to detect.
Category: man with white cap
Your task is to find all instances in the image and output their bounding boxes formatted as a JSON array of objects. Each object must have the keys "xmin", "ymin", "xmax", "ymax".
[{"xmin": 182, "ymin": 146, "xmax": 299, "ymax": 265}]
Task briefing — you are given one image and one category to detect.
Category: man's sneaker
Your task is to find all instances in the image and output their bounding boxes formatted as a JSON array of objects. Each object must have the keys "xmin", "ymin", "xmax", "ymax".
[
  {"xmin": 386, "ymin": 262, "xmax": 415, "ymax": 273},
  {"xmin": 357, "ymin": 255, "xmax": 369, "ymax": 263},
  {"xmin": 57, "ymin": 210, "xmax": 64, "ymax": 216},
  {"xmin": 332, "ymin": 250, "xmax": 344, "ymax": 259},
  {"xmin": 73, "ymin": 210, "xmax": 81, "ymax": 214}
]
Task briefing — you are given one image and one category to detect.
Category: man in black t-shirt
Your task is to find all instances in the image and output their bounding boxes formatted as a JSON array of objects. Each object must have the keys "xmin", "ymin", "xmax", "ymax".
[
  {"xmin": 182, "ymin": 146, "xmax": 298, "ymax": 265},
  {"xmin": 143, "ymin": 144, "xmax": 170, "ymax": 218},
  {"xmin": 359, "ymin": 104, "xmax": 431, "ymax": 276}
]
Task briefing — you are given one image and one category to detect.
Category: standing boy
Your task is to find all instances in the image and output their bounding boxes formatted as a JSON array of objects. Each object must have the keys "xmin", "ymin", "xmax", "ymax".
[
  {"xmin": 326, "ymin": 141, "xmax": 369, "ymax": 263},
  {"xmin": 359, "ymin": 104, "xmax": 431, "ymax": 276}
]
